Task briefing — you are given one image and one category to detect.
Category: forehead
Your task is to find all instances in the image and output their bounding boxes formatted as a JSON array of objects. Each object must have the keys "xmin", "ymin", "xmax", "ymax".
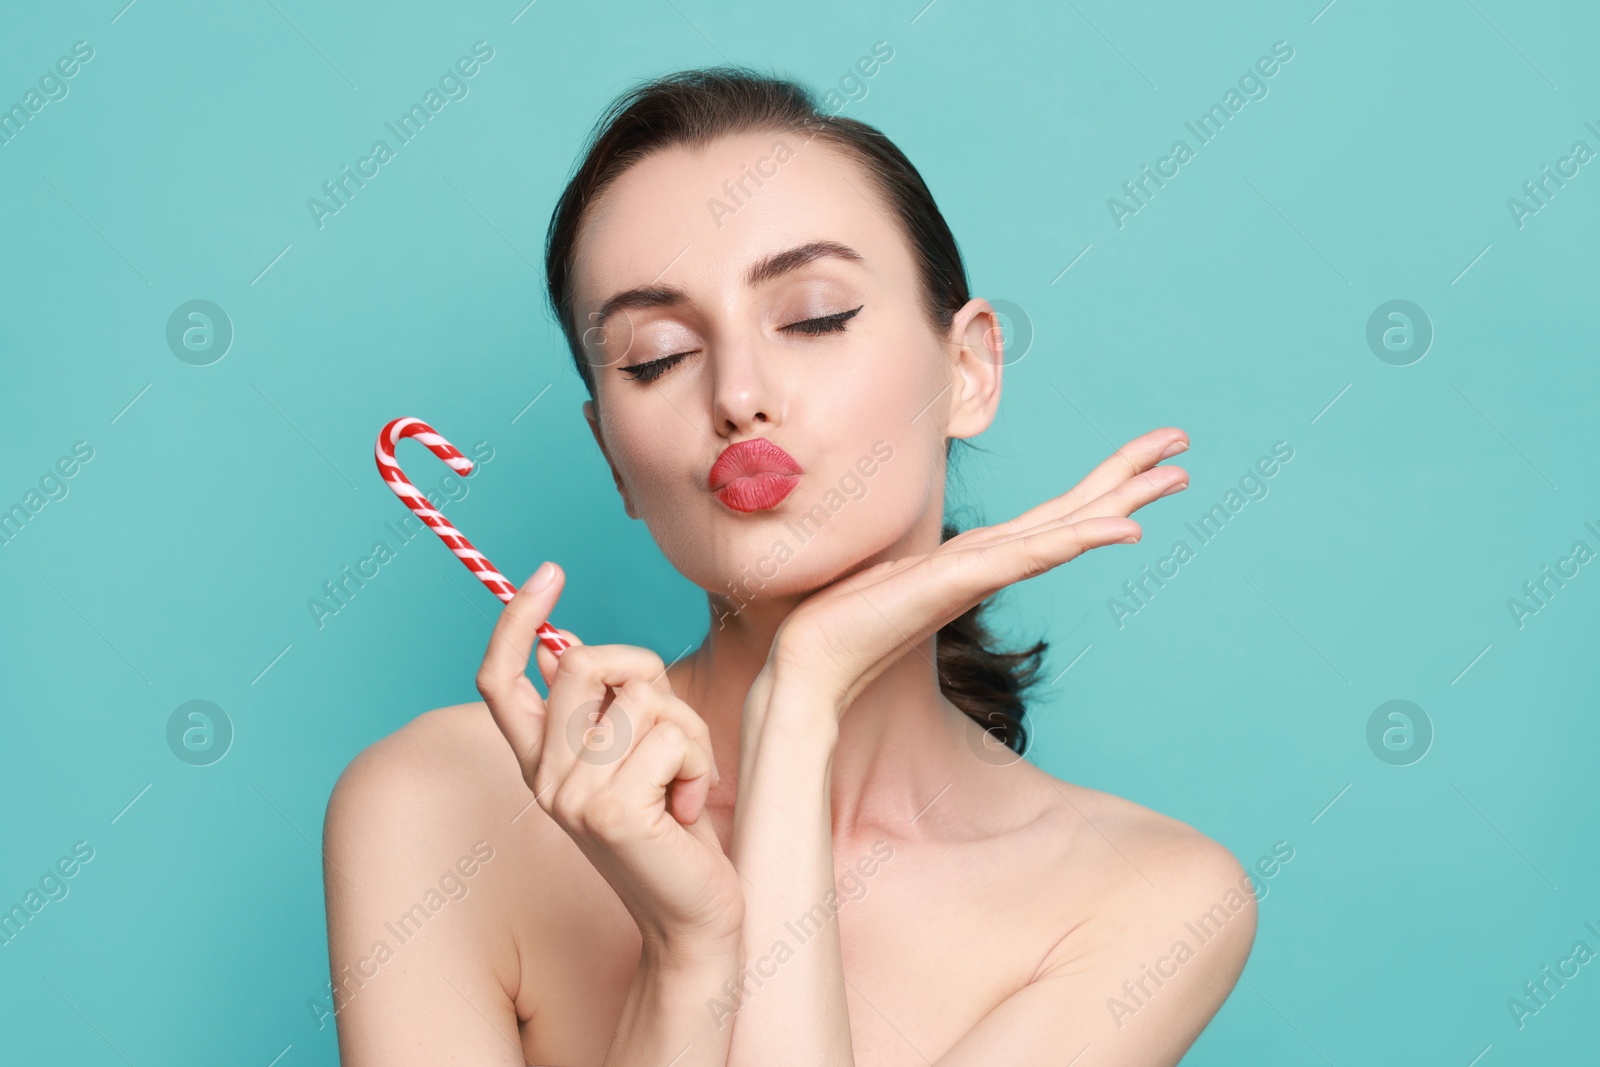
[{"xmin": 570, "ymin": 129, "xmax": 904, "ymax": 313}]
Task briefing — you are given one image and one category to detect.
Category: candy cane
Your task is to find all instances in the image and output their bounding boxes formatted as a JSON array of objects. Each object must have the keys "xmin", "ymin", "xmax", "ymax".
[{"xmin": 375, "ymin": 417, "xmax": 572, "ymax": 656}]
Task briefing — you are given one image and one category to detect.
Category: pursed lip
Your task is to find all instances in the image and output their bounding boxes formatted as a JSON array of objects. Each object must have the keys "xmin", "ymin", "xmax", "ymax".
[
  {"xmin": 707, "ymin": 438, "xmax": 800, "ymax": 511},
  {"xmin": 708, "ymin": 438, "xmax": 804, "ymax": 492}
]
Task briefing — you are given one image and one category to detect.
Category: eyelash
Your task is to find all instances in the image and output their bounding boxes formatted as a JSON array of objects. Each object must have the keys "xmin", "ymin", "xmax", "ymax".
[{"xmin": 618, "ymin": 305, "xmax": 865, "ymax": 384}]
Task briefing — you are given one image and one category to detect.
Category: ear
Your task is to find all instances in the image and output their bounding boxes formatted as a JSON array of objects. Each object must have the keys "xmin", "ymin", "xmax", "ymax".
[
  {"xmin": 583, "ymin": 399, "xmax": 638, "ymax": 519},
  {"xmin": 943, "ymin": 298, "xmax": 1004, "ymax": 441}
]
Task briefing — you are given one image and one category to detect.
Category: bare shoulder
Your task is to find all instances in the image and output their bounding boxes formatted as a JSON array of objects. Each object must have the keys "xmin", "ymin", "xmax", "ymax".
[
  {"xmin": 331, "ymin": 699, "xmax": 517, "ymax": 789},
  {"xmin": 325, "ymin": 699, "xmax": 555, "ymax": 894},
  {"xmin": 322, "ymin": 702, "xmax": 537, "ymax": 1028},
  {"xmin": 1023, "ymin": 768, "xmax": 1257, "ymax": 1002},
  {"xmin": 1035, "ymin": 772, "xmax": 1254, "ymax": 895},
  {"xmin": 325, "ymin": 700, "xmax": 532, "ymax": 861},
  {"xmin": 920, "ymin": 764, "xmax": 1259, "ymax": 1063}
]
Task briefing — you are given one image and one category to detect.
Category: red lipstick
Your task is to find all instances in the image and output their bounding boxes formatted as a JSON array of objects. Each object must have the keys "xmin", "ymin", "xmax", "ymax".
[{"xmin": 708, "ymin": 438, "xmax": 803, "ymax": 512}]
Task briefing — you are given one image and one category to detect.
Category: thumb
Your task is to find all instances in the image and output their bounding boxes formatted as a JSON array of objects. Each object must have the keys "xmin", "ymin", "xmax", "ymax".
[{"xmin": 479, "ymin": 561, "xmax": 570, "ymax": 773}]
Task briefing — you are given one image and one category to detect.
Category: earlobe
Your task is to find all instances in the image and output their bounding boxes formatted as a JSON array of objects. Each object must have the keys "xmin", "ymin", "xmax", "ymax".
[{"xmin": 583, "ymin": 399, "xmax": 639, "ymax": 520}]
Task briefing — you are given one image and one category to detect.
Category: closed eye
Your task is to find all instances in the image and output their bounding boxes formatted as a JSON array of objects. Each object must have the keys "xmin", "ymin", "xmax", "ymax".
[
  {"xmin": 781, "ymin": 304, "xmax": 864, "ymax": 336},
  {"xmin": 617, "ymin": 305, "xmax": 865, "ymax": 383},
  {"xmin": 617, "ymin": 351, "xmax": 691, "ymax": 384}
]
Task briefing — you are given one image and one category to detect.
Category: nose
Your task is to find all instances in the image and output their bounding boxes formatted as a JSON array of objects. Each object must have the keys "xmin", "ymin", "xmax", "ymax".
[{"xmin": 709, "ymin": 330, "xmax": 782, "ymax": 436}]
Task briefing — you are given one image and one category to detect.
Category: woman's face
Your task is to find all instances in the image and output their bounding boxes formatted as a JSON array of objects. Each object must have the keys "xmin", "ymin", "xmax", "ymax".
[{"xmin": 570, "ymin": 128, "xmax": 998, "ymax": 610}]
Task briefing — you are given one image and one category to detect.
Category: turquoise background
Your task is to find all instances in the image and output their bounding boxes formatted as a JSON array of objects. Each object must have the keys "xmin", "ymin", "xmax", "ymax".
[{"xmin": 2, "ymin": 0, "xmax": 1596, "ymax": 1063}]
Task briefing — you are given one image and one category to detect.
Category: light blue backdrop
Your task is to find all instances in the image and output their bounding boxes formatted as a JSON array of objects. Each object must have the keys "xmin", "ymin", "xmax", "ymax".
[{"xmin": 2, "ymin": 0, "xmax": 1596, "ymax": 1064}]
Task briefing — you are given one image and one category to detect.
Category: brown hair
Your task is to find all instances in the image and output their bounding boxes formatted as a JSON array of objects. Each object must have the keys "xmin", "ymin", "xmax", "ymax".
[{"xmin": 543, "ymin": 66, "xmax": 1048, "ymax": 755}]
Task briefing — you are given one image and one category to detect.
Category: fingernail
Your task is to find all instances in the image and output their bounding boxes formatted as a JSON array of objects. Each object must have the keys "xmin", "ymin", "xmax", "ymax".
[
  {"xmin": 1158, "ymin": 479, "xmax": 1188, "ymax": 498},
  {"xmin": 527, "ymin": 561, "xmax": 557, "ymax": 592},
  {"xmin": 1160, "ymin": 438, "xmax": 1189, "ymax": 460}
]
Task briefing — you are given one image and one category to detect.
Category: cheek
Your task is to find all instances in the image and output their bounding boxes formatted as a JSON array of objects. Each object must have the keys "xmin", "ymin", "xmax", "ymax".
[
  {"xmin": 802, "ymin": 325, "xmax": 946, "ymax": 503},
  {"xmin": 602, "ymin": 405, "xmax": 729, "ymax": 573},
  {"xmin": 832, "ymin": 333, "xmax": 945, "ymax": 457},
  {"xmin": 615, "ymin": 432, "xmax": 675, "ymax": 484},
  {"xmin": 598, "ymin": 401, "xmax": 691, "ymax": 512},
  {"xmin": 829, "ymin": 315, "xmax": 942, "ymax": 417}
]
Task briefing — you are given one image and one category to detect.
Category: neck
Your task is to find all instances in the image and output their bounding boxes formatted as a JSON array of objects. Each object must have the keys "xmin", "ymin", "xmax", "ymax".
[{"xmin": 667, "ymin": 590, "xmax": 973, "ymax": 844}]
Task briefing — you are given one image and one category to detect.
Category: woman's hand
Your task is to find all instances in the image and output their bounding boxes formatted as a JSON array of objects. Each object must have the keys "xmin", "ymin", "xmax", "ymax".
[
  {"xmin": 767, "ymin": 427, "xmax": 1192, "ymax": 715},
  {"xmin": 475, "ymin": 562, "xmax": 744, "ymax": 959}
]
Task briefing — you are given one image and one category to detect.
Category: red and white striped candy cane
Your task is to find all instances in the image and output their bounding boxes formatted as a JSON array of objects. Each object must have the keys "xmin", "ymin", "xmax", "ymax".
[{"xmin": 375, "ymin": 416, "xmax": 572, "ymax": 656}]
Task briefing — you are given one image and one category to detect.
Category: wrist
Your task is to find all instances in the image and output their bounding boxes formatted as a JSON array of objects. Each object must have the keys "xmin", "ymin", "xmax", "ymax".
[
  {"xmin": 639, "ymin": 927, "xmax": 743, "ymax": 977},
  {"xmin": 760, "ymin": 642, "xmax": 850, "ymax": 724},
  {"xmin": 745, "ymin": 666, "xmax": 841, "ymax": 750},
  {"xmin": 630, "ymin": 934, "xmax": 742, "ymax": 1034}
]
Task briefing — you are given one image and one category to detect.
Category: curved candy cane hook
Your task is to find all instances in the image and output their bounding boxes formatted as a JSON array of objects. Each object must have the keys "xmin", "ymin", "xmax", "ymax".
[{"xmin": 375, "ymin": 417, "xmax": 572, "ymax": 657}]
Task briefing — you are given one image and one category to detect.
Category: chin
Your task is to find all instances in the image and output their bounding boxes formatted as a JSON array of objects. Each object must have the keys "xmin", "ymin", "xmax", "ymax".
[
  {"xmin": 641, "ymin": 450, "xmax": 932, "ymax": 607},
  {"xmin": 683, "ymin": 507, "xmax": 913, "ymax": 613}
]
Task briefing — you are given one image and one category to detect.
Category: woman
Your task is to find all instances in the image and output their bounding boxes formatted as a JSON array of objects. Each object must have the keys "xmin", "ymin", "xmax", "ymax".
[{"xmin": 323, "ymin": 67, "xmax": 1254, "ymax": 1066}]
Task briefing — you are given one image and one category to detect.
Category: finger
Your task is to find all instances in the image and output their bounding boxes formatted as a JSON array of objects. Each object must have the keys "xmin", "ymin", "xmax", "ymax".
[
  {"xmin": 603, "ymin": 719, "xmax": 715, "ymax": 832},
  {"xmin": 1003, "ymin": 514, "xmax": 1144, "ymax": 582},
  {"xmin": 993, "ymin": 428, "xmax": 1188, "ymax": 536},
  {"xmin": 846, "ymin": 515, "xmax": 1141, "ymax": 657},
  {"xmin": 1015, "ymin": 460, "xmax": 1187, "ymax": 534},
  {"xmin": 534, "ymin": 626, "xmax": 584, "ymax": 688},
  {"xmin": 476, "ymin": 563, "xmax": 566, "ymax": 765},
  {"xmin": 540, "ymin": 644, "xmax": 670, "ymax": 791},
  {"xmin": 562, "ymin": 675, "xmax": 717, "ymax": 802}
]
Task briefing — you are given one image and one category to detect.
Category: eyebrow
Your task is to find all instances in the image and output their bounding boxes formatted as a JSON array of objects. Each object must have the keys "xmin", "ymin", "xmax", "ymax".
[{"xmin": 590, "ymin": 240, "xmax": 865, "ymax": 331}]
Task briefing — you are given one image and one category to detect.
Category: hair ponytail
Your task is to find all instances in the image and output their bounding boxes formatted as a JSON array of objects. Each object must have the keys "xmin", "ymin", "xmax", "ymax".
[{"xmin": 934, "ymin": 521, "xmax": 1049, "ymax": 758}]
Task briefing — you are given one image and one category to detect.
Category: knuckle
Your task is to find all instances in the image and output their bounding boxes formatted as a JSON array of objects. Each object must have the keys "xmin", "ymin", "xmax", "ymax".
[
  {"xmin": 1018, "ymin": 535, "xmax": 1051, "ymax": 578},
  {"xmin": 671, "ymin": 700, "xmax": 711, "ymax": 743},
  {"xmin": 651, "ymin": 719, "xmax": 687, "ymax": 747},
  {"xmin": 559, "ymin": 644, "xmax": 595, "ymax": 676},
  {"xmin": 584, "ymin": 790, "xmax": 629, "ymax": 837},
  {"xmin": 549, "ymin": 783, "xmax": 581, "ymax": 825},
  {"xmin": 683, "ymin": 704, "xmax": 711, "ymax": 739},
  {"xmin": 549, "ymin": 655, "xmax": 595, "ymax": 697},
  {"xmin": 617, "ymin": 675, "xmax": 657, "ymax": 709},
  {"xmin": 611, "ymin": 682, "xmax": 653, "ymax": 727},
  {"xmin": 948, "ymin": 545, "xmax": 988, "ymax": 589}
]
